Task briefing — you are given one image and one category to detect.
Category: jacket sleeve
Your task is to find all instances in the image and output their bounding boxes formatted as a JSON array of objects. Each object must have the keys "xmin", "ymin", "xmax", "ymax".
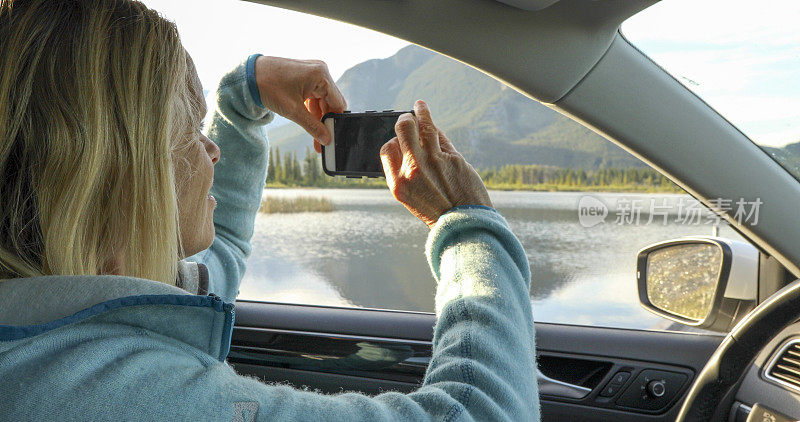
[
  {"xmin": 186, "ymin": 55, "xmax": 272, "ymax": 303},
  {"xmin": 174, "ymin": 206, "xmax": 540, "ymax": 421}
]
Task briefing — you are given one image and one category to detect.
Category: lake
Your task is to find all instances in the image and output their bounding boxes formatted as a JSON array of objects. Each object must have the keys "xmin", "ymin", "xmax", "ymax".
[{"xmin": 240, "ymin": 188, "xmax": 744, "ymax": 331}]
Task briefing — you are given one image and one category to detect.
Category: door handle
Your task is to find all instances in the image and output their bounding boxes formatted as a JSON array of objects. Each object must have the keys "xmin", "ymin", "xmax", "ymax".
[{"xmin": 537, "ymin": 368, "xmax": 592, "ymax": 399}]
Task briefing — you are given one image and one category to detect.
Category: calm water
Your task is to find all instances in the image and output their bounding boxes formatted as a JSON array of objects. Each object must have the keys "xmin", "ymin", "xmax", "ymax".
[{"xmin": 240, "ymin": 188, "xmax": 743, "ymax": 331}]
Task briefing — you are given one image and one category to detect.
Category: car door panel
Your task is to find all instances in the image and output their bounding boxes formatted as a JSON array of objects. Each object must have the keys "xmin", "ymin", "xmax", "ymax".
[{"xmin": 230, "ymin": 300, "xmax": 723, "ymax": 420}]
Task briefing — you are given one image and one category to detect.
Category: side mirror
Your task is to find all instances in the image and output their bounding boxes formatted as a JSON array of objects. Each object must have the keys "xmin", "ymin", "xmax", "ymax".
[{"xmin": 637, "ymin": 236, "xmax": 758, "ymax": 332}]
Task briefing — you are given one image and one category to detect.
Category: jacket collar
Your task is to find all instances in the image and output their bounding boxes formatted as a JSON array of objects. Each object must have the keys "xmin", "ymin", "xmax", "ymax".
[{"xmin": 0, "ymin": 264, "xmax": 234, "ymax": 361}]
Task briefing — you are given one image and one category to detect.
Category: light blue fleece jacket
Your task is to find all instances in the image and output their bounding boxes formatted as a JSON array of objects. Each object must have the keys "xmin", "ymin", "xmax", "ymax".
[{"xmin": 0, "ymin": 56, "xmax": 540, "ymax": 421}]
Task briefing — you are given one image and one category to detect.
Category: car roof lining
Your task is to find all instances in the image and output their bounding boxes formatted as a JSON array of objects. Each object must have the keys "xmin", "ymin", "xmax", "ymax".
[
  {"xmin": 248, "ymin": 0, "xmax": 656, "ymax": 104},
  {"xmin": 494, "ymin": 0, "xmax": 560, "ymax": 12},
  {"xmin": 246, "ymin": 0, "xmax": 800, "ymax": 277}
]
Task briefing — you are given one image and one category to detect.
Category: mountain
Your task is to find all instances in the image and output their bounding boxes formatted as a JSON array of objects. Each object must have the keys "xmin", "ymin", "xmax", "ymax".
[
  {"xmin": 267, "ymin": 45, "xmax": 646, "ymax": 170},
  {"xmin": 762, "ymin": 140, "xmax": 800, "ymax": 178}
]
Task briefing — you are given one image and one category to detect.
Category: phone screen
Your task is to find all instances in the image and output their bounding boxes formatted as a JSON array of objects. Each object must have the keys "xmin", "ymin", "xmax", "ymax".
[{"xmin": 333, "ymin": 114, "xmax": 399, "ymax": 173}]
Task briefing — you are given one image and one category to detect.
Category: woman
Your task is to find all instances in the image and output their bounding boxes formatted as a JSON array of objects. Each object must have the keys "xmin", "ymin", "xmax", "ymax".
[{"xmin": 0, "ymin": 0, "xmax": 539, "ymax": 420}]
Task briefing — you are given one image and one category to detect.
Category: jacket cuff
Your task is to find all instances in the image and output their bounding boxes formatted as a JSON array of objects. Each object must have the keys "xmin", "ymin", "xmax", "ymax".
[
  {"xmin": 443, "ymin": 204, "xmax": 498, "ymax": 215},
  {"xmin": 425, "ymin": 205, "xmax": 530, "ymax": 288},
  {"xmin": 246, "ymin": 53, "xmax": 264, "ymax": 109},
  {"xmin": 217, "ymin": 58, "xmax": 272, "ymax": 123}
]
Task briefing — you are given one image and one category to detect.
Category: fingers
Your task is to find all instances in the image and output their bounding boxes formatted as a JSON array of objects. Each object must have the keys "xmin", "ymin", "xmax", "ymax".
[
  {"xmin": 294, "ymin": 102, "xmax": 331, "ymax": 145},
  {"xmin": 394, "ymin": 113, "xmax": 422, "ymax": 157},
  {"xmin": 299, "ymin": 61, "xmax": 344, "ymax": 146},
  {"xmin": 413, "ymin": 100, "xmax": 441, "ymax": 154},
  {"xmin": 323, "ymin": 78, "xmax": 347, "ymax": 113},
  {"xmin": 260, "ymin": 58, "xmax": 345, "ymax": 149},
  {"xmin": 437, "ymin": 128, "xmax": 460, "ymax": 155},
  {"xmin": 307, "ymin": 62, "xmax": 346, "ymax": 113},
  {"xmin": 380, "ymin": 137, "xmax": 403, "ymax": 190},
  {"xmin": 305, "ymin": 98, "xmax": 328, "ymax": 150},
  {"xmin": 305, "ymin": 98, "xmax": 323, "ymax": 119}
]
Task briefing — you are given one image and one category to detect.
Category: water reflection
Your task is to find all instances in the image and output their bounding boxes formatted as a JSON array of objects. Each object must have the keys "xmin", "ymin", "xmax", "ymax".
[{"xmin": 240, "ymin": 189, "xmax": 744, "ymax": 331}]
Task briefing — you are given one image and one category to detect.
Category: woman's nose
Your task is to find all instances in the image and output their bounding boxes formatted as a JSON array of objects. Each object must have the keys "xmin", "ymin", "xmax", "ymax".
[{"xmin": 204, "ymin": 136, "xmax": 220, "ymax": 164}]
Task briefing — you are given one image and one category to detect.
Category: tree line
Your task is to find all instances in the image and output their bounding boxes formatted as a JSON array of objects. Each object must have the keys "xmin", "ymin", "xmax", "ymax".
[
  {"xmin": 266, "ymin": 146, "xmax": 324, "ymax": 185},
  {"xmin": 478, "ymin": 165, "xmax": 679, "ymax": 190},
  {"xmin": 265, "ymin": 147, "xmax": 680, "ymax": 192}
]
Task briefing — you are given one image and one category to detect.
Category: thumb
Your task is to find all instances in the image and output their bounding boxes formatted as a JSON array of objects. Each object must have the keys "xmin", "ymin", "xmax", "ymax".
[{"xmin": 293, "ymin": 104, "xmax": 331, "ymax": 145}]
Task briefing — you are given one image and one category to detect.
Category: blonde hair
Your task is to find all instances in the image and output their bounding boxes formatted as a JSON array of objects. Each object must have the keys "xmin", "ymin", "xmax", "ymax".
[{"xmin": 0, "ymin": 0, "xmax": 197, "ymax": 284}]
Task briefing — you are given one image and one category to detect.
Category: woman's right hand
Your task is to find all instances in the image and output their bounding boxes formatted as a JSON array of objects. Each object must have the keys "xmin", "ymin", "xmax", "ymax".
[
  {"xmin": 253, "ymin": 56, "xmax": 346, "ymax": 148},
  {"xmin": 380, "ymin": 100, "xmax": 493, "ymax": 228}
]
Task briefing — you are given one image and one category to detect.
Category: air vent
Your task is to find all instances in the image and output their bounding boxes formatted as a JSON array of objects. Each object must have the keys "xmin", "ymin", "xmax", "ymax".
[{"xmin": 765, "ymin": 339, "xmax": 800, "ymax": 392}]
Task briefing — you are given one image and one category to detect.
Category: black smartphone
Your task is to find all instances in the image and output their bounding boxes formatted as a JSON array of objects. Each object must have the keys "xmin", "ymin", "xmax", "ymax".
[{"xmin": 321, "ymin": 110, "xmax": 413, "ymax": 178}]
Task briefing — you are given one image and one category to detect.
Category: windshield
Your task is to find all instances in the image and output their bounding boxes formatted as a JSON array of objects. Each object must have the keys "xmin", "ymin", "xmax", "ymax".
[{"xmin": 622, "ymin": 0, "xmax": 800, "ymax": 179}]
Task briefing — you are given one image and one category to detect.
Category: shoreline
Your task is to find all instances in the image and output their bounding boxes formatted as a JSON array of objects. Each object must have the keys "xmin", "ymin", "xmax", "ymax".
[{"xmin": 264, "ymin": 184, "xmax": 682, "ymax": 194}]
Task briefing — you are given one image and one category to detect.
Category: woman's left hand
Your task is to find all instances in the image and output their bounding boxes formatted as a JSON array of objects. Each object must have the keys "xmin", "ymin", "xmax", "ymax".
[{"xmin": 254, "ymin": 56, "xmax": 347, "ymax": 153}]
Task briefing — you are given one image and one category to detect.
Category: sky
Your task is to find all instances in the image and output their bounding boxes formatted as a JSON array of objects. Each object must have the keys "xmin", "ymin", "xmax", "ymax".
[
  {"xmin": 139, "ymin": 0, "xmax": 408, "ymax": 89},
  {"xmin": 143, "ymin": 0, "xmax": 799, "ymax": 148},
  {"xmin": 623, "ymin": 0, "xmax": 800, "ymax": 147}
]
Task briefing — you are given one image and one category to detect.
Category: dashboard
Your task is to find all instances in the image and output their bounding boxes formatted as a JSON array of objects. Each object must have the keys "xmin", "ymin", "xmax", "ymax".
[{"xmin": 732, "ymin": 321, "xmax": 800, "ymax": 421}]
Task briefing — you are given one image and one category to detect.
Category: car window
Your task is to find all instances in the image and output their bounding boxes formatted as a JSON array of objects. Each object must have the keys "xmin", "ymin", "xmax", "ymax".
[
  {"xmin": 622, "ymin": 0, "xmax": 800, "ymax": 181},
  {"xmin": 150, "ymin": 0, "xmax": 758, "ymax": 333}
]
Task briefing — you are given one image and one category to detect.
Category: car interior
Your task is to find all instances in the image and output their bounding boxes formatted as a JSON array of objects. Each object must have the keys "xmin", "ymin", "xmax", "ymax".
[{"xmin": 219, "ymin": 0, "xmax": 800, "ymax": 420}]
